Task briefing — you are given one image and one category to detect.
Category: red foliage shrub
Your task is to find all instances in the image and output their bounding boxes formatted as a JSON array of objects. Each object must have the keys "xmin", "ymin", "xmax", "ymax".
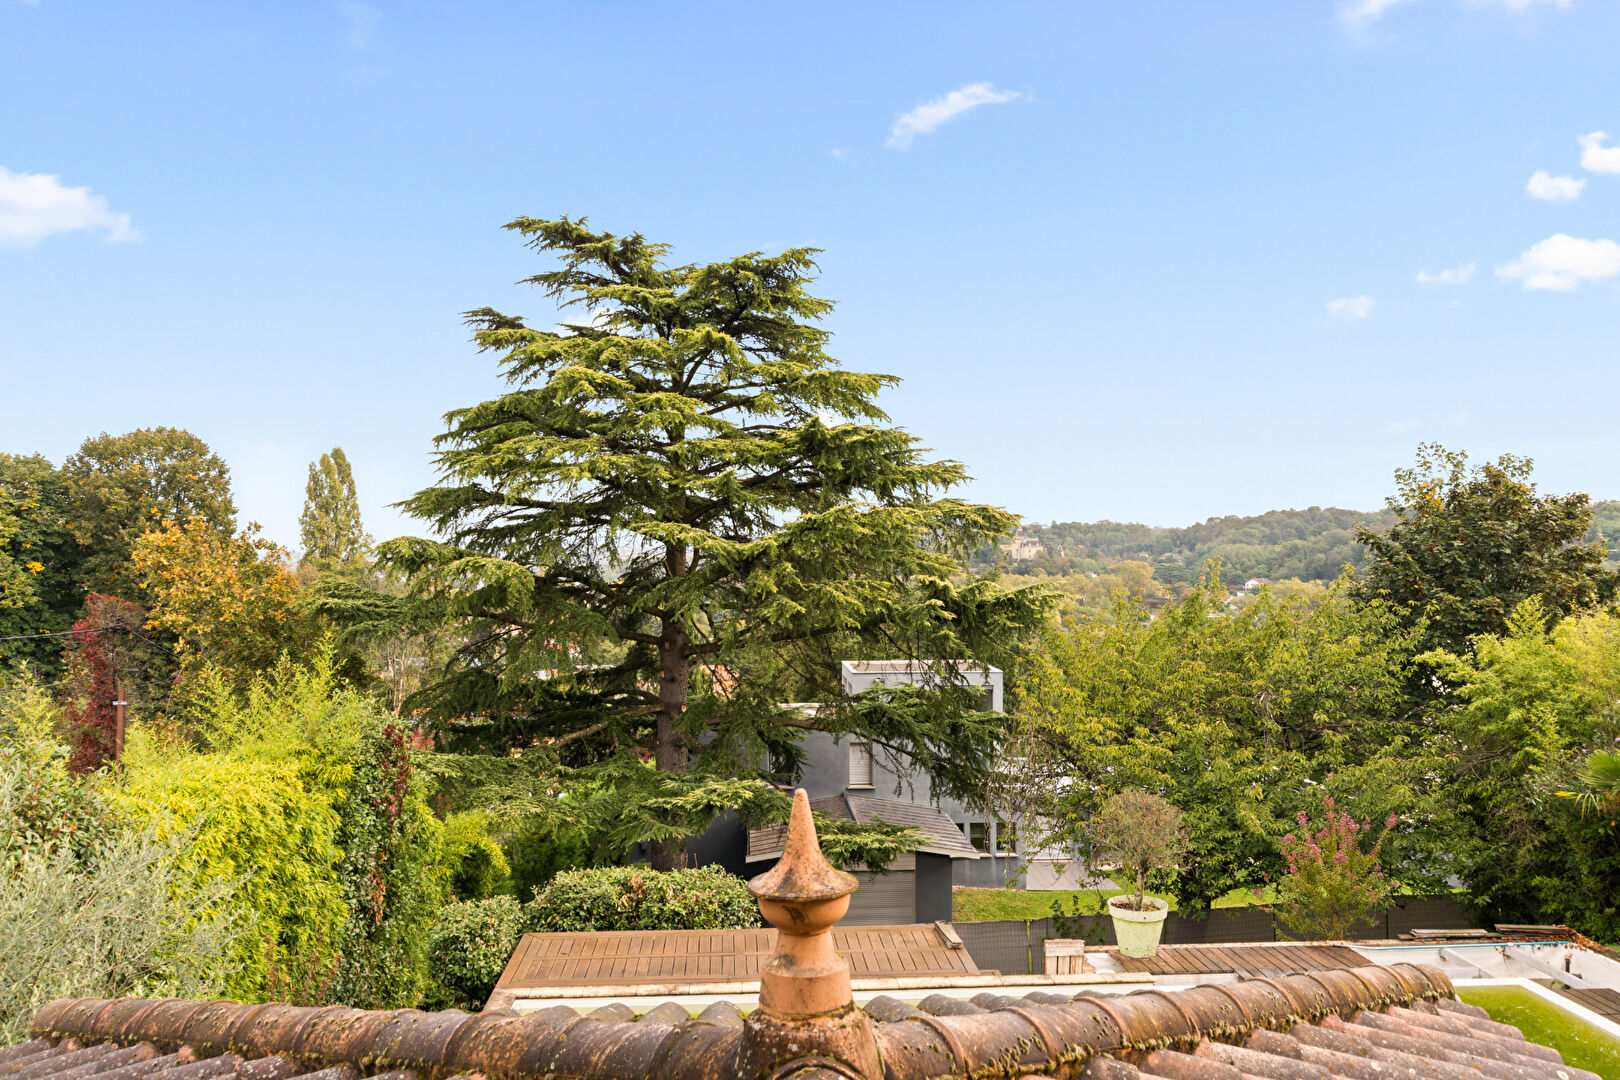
[{"xmin": 62, "ymin": 594, "xmax": 147, "ymax": 773}]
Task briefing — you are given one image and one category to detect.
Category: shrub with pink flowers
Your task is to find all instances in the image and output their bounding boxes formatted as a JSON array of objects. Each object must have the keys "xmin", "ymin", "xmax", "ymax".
[{"xmin": 1274, "ymin": 797, "xmax": 1396, "ymax": 941}]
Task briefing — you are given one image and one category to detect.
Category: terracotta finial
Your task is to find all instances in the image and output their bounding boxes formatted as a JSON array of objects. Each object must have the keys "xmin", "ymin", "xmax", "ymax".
[
  {"xmin": 748, "ymin": 789, "xmax": 859, "ymax": 1016},
  {"xmin": 738, "ymin": 790, "xmax": 880, "ymax": 1079}
]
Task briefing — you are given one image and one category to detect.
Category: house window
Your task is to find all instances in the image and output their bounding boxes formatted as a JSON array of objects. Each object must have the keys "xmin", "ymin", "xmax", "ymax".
[
  {"xmin": 967, "ymin": 821, "xmax": 988, "ymax": 852},
  {"xmin": 848, "ymin": 742, "xmax": 873, "ymax": 787},
  {"xmin": 994, "ymin": 819, "xmax": 1017, "ymax": 855}
]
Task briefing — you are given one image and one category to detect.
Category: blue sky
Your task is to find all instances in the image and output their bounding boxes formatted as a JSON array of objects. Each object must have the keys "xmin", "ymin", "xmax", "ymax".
[{"xmin": 3, "ymin": 0, "xmax": 1618, "ymax": 552}]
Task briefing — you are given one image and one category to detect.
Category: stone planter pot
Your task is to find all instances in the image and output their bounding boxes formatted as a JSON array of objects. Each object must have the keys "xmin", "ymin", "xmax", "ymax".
[{"xmin": 1109, "ymin": 896, "xmax": 1169, "ymax": 958}]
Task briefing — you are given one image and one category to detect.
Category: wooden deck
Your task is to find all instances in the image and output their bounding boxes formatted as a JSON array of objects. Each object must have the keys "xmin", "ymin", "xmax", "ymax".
[
  {"xmin": 496, "ymin": 924, "xmax": 980, "ymax": 991},
  {"xmin": 1099, "ymin": 942, "xmax": 1370, "ymax": 979},
  {"xmin": 1557, "ymin": 987, "xmax": 1620, "ymax": 1024}
]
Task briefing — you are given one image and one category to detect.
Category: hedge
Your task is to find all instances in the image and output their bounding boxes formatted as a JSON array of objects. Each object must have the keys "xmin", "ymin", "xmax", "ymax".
[
  {"xmin": 426, "ymin": 896, "xmax": 526, "ymax": 1009},
  {"xmin": 528, "ymin": 865, "xmax": 759, "ymax": 933}
]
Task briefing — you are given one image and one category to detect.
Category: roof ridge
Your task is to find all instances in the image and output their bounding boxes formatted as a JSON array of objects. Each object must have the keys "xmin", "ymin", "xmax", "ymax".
[{"xmin": 29, "ymin": 963, "xmax": 1467, "ymax": 1080}]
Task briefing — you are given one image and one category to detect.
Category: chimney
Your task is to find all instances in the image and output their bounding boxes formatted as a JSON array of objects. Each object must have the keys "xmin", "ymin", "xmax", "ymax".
[{"xmin": 735, "ymin": 789, "xmax": 882, "ymax": 1079}]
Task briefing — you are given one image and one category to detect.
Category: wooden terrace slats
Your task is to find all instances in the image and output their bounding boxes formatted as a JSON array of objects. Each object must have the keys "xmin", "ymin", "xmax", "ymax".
[
  {"xmin": 1109, "ymin": 943, "xmax": 1369, "ymax": 978},
  {"xmin": 497, "ymin": 924, "xmax": 979, "ymax": 989},
  {"xmin": 1557, "ymin": 987, "xmax": 1620, "ymax": 1023}
]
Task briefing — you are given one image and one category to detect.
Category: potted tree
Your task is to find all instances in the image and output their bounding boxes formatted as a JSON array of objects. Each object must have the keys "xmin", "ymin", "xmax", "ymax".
[{"xmin": 1088, "ymin": 790, "xmax": 1186, "ymax": 958}]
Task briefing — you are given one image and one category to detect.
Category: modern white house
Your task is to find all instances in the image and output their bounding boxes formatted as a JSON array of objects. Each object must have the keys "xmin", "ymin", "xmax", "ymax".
[{"xmin": 688, "ymin": 659, "xmax": 1088, "ymax": 921}]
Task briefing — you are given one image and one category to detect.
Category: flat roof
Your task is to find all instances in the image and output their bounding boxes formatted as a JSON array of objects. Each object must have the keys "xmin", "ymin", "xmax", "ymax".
[{"xmin": 493, "ymin": 923, "xmax": 981, "ymax": 995}]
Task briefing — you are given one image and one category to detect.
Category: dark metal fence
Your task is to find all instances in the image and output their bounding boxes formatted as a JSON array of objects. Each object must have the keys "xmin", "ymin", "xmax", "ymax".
[{"xmin": 949, "ymin": 895, "xmax": 1481, "ymax": 976}]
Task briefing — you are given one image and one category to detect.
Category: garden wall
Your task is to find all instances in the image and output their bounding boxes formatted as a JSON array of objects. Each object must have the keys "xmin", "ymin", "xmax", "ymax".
[{"xmin": 950, "ymin": 894, "xmax": 1481, "ymax": 977}]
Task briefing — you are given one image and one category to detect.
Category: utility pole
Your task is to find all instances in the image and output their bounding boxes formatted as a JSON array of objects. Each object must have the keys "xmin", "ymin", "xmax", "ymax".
[{"xmin": 112, "ymin": 672, "xmax": 127, "ymax": 763}]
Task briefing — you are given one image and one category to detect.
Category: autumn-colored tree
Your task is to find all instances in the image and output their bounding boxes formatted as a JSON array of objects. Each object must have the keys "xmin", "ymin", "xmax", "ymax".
[
  {"xmin": 60, "ymin": 594, "xmax": 149, "ymax": 773},
  {"xmin": 133, "ymin": 521, "xmax": 302, "ymax": 676},
  {"xmin": 64, "ymin": 429, "xmax": 237, "ymax": 597}
]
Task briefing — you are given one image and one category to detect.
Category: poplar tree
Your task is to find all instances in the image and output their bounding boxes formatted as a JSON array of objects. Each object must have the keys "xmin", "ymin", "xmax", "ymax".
[
  {"xmin": 300, "ymin": 447, "xmax": 369, "ymax": 564},
  {"xmin": 385, "ymin": 218, "xmax": 1049, "ymax": 869}
]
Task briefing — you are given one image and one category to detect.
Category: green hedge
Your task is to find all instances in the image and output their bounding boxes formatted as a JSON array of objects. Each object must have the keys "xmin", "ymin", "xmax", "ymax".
[
  {"xmin": 426, "ymin": 866, "xmax": 760, "ymax": 1007},
  {"xmin": 528, "ymin": 865, "xmax": 759, "ymax": 933},
  {"xmin": 426, "ymin": 896, "xmax": 526, "ymax": 1009}
]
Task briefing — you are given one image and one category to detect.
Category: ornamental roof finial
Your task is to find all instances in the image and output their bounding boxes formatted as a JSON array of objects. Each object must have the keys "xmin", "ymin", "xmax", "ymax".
[
  {"xmin": 741, "ymin": 789, "xmax": 879, "ymax": 1077},
  {"xmin": 748, "ymin": 789, "xmax": 859, "ymax": 1015}
]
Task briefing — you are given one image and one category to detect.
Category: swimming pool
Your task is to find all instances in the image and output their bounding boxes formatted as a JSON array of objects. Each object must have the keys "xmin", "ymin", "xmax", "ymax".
[{"xmin": 1456, "ymin": 984, "xmax": 1620, "ymax": 1078}]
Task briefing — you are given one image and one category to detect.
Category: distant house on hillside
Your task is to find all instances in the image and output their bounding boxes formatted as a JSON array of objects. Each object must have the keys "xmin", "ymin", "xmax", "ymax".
[
  {"xmin": 999, "ymin": 530, "xmax": 1044, "ymax": 561},
  {"xmin": 1245, "ymin": 577, "xmax": 1272, "ymax": 590}
]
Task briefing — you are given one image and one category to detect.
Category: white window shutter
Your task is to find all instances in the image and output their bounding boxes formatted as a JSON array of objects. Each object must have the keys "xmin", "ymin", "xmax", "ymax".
[{"xmin": 849, "ymin": 742, "xmax": 873, "ymax": 787}]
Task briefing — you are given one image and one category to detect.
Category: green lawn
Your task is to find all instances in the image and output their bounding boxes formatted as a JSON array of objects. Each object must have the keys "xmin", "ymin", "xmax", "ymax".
[{"xmin": 951, "ymin": 886, "xmax": 1274, "ymax": 922}]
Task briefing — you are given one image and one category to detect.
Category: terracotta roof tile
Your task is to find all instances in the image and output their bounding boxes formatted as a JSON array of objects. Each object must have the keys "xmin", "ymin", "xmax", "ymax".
[
  {"xmin": 14, "ymin": 965, "xmax": 1598, "ymax": 1080},
  {"xmin": 8, "ymin": 791, "xmax": 1593, "ymax": 1080}
]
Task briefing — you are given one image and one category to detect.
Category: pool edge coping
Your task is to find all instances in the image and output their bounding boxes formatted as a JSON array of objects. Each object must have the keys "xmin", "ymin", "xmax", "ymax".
[{"xmin": 1454, "ymin": 976, "xmax": 1620, "ymax": 1041}]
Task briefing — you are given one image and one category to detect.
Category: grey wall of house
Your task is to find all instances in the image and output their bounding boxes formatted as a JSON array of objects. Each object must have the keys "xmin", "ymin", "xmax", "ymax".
[
  {"xmin": 688, "ymin": 810, "xmax": 749, "ymax": 877},
  {"xmin": 743, "ymin": 854, "xmax": 918, "ymax": 925},
  {"xmin": 796, "ymin": 730, "xmax": 1033, "ymax": 888},
  {"xmin": 915, "ymin": 853, "xmax": 952, "ymax": 922}
]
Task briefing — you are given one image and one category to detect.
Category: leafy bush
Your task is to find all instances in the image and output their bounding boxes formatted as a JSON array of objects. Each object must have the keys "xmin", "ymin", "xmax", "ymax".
[
  {"xmin": 115, "ymin": 652, "xmax": 445, "ymax": 1006},
  {"xmin": 528, "ymin": 865, "xmax": 759, "ymax": 933},
  {"xmin": 328, "ymin": 714, "xmax": 446, "ymax": 1008},
  {"xmin": 503, "ymin": 815, "xmax": 597, "ymax": 902},
  {"xmin": 442, "ymin": 810, "xmax": 511, "ymax": 901},
  {"xmin": 116, "ymin": 743, "xmax": 350, "ymax": 1000},
  {"xmin": 1274, "ymin": 797, "xmax": 1395, "ymax": 941},
  {"xmin": 1087, "ymin": 790, "xmax": 1187, "ymax": 913},
  {"xmin": 0, "ymin": 830, "xmax": 241, "ymax": 1042},
  {"xmin": 0, "ymin": 705, "xmax": 240, "ymax": 1042},
  {"xmin": 0, "ymin": 671, "xmax": 112, "ymax": 866},
  {"xmin": 425, "ymin": 896, "xmax": 526, "ymax": 1009}
]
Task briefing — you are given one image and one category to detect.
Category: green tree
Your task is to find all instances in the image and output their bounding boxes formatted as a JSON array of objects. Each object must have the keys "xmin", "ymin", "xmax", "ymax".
[
  {"xmin": 1355, "ymin": 444, "xmax": 1617, "ymax": 657},
  {"xmin": 0, "ymin": 455, "xmax": 85, "ymax": 674},
  {"xmin": 300, "ymin": 448, "xmax": 369, "ymax": 565},
  {"xmin": 383, "ymin": 217, "xmax": 1049, "ymax": 870},
  {"xmin": 63, "ymin": 429, "xmax": 237, "ymax": 596},
  {"xmin": 1008, "ymin": 576, "xmax": 1444, "ymax": 915},
  {"xmin": 1422, "ymin": 600, "xmax": 1620, "ymax": 933}
]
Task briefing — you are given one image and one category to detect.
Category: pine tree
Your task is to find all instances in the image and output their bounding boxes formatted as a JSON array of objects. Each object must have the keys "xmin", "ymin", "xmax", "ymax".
[
  {"xmin": 383, "ymin": 217, "xmax": 1051, "ymax": 869},
  {"xmin": 300, "ymin": 447, "xmax": 369, "ymax": 564}
]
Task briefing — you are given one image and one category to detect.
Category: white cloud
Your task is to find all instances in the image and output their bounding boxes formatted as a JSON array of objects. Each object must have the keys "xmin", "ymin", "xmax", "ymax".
[
  {"xmin": 0, "ymin": 166, "xmax": 140, "ymax": 248},
  {"xmin": 886, "ymin": 82, "xmax": 1021, "ymax": 150},
  {"xmin": 1416, "ymin": 262, "xmax": 1476, "ymax": 285},
  {"xmin": 1341, "ymin": 0, "xmax": 1569, "ymax": 28},
  {"xmin": 1498, "ymin": 234, "xmax": 1620, "ymax": 290},
  {"xmin": 1327, "ymin": 296, "xmax": 1375, "ymax": 322},
  {"xmin": 339, "ymin": 2, "xmax": 380, "ymax": 50},
  {"xmin": 1468, "ymin": 0, "xmax": 1571, "ymax": 10},
  {"xmin": 1579, "ymin": 131, "xmax": 1620, "ymax": 175},
  {"xmin": 1338, "ymin": 0, "xmax": 1417, "ymax": 28},
  {"xmin": 1525, "ymin": 170, "xmax": 1585, "ymax": 201}
]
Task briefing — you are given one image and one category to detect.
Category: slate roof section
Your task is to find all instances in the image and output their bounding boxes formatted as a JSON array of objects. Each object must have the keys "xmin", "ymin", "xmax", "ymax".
[
  {"xmin": 15, "ymin": 963, "xmax": 1599, "ymax": 1080},
  {"xmin": 745, "ymin": 793, "xmax": 982, "ymax": 861}
]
